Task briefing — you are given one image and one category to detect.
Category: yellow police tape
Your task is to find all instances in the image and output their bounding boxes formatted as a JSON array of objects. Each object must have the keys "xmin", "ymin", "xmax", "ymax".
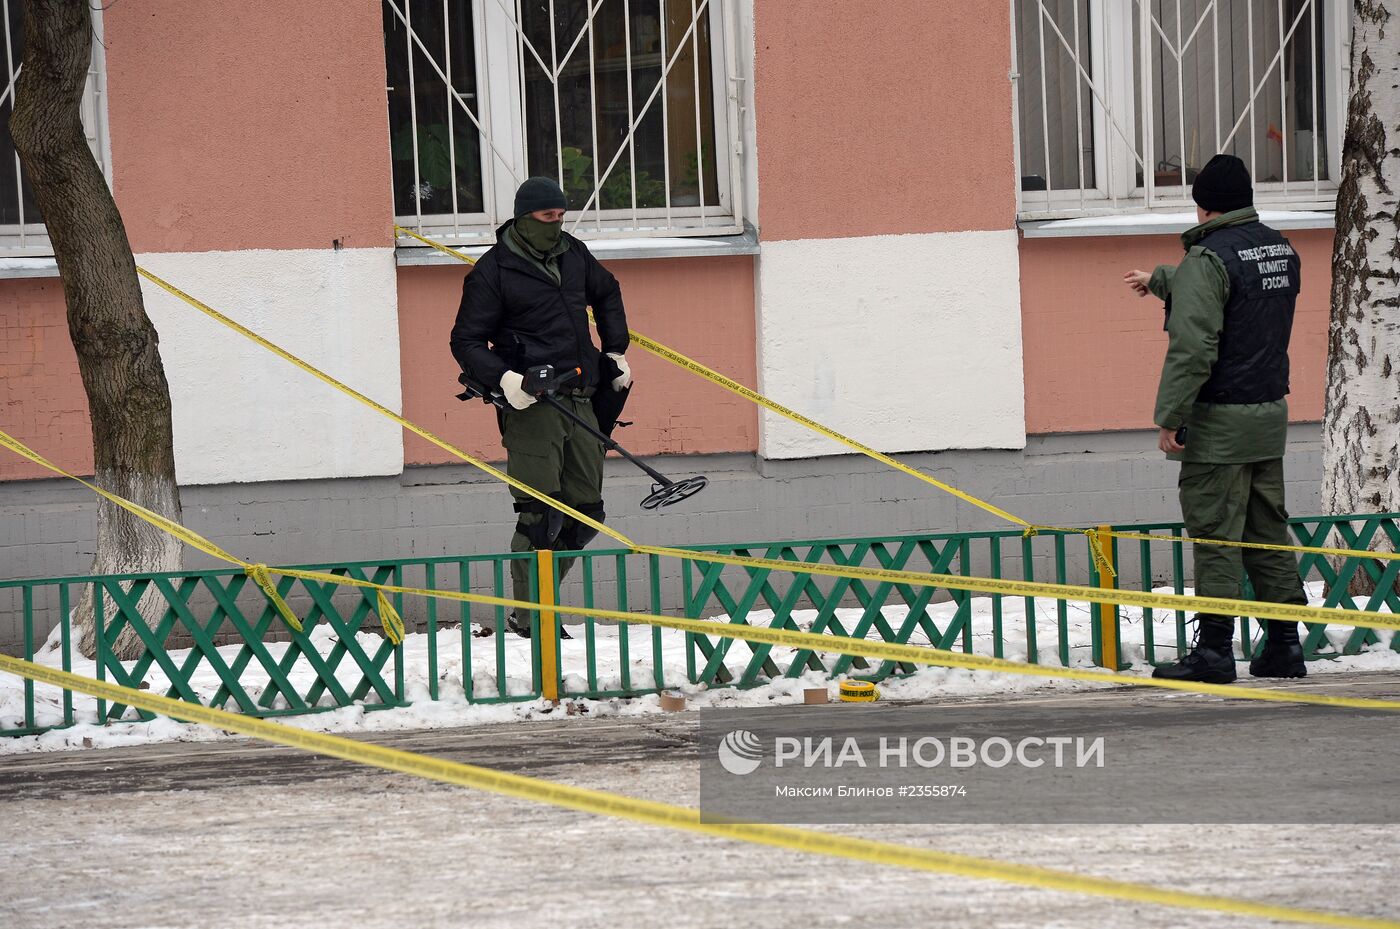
[
  {"xmin": 1097, "ymin": 527, "xmax": 1400, "ymax": 565},
  {"xmin": 5, "ymin": 397, "xmax": 1395, "ymax": 659},
  {"xmin": 63, "ymin": 266, "xmax": 1400, "ymax": 641},
  {"xmin": 393, "ymin": 225, "xmax": 1028, "ymax": 530},
  {"xmin": 617, "ymin": 325, "xmax": 1400, "ymax": 568},
  {"xmin": 6, "ymin": 420, "xmax": 1400, "ymax": 713},
  {"xmin": 135, "ymin": 266, "xmax": 626, "ymax": 551},
  {"xmin": 622, "ymin": 318, "xmax": 1400, "ymax": 568},
  {"xmin": 392, "ymin": 224, "xmax": 1400, "ymax": 571},
  {"xmin": 0, "ymin": 429, "xmax": 403, "ymax": 645},
  {"xmin": 3, "ymin": 655, "xmax": 1394, "ymax": 929},
  {"xmin": 632, "ymin": 542, "xmax": 1400, "ymax": 632},
  {"xmin": 274, "ymin": 574, "xmax": 1400, "ymax": 713}
]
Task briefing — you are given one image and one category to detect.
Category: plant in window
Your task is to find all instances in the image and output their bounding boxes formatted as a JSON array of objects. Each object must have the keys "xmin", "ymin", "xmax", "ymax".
[
  {"xmin": 600, "ymin": 164, "xmax": 666, "ymax": 210},
  {"xmin": 391, "ymin": 123, "xmax": 480, "ymax": 213},
  {"xmin": 557, "ymin": 145, "xmax": 666, "ymax": 211},
  {"xmin": 559, "ymin": 146, "xmax": 596, "ymax": 207}
]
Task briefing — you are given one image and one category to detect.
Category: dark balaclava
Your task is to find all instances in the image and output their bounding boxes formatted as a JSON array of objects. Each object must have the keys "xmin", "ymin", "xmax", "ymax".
[
  {"xmin": 1191, "ymin": 154, "xmax": 1253, "ymax": 214},
  {"xmin": 514, "ymin": 213, "xmax": 565, "ymax": 254},
  {"xmin": 512, "ymin": 176, "xmax": 568, "ymax": 254}
]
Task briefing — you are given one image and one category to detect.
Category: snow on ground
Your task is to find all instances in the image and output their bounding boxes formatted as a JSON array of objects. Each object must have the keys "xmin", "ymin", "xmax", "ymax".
[{"xmin": 2, "ymin": 581, "xmax": 1396, "ymax": 755}]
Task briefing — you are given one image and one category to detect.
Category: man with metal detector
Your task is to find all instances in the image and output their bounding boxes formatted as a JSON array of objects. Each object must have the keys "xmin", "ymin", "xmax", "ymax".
[
  {"xmin": 450, "ymin": 177, "xmax": 631, "ymax": 639},
  {"xmin": 1123, "ymin": 153, "xmax": 1307, "ymax": 683}
]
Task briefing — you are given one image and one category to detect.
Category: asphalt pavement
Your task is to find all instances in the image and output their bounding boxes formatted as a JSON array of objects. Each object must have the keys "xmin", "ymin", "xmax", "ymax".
[{"xmin": 4, "ymin": 672, "xmax": 1399, "ymax": 929}]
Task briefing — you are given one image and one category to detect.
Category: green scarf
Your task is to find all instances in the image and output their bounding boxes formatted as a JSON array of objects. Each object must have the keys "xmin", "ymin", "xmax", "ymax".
[
  {"xmin": 515, "ymin": 214, "xmax": 565, "ymax": 252},
  {"xmin": 506, "ymin": 216, "xmax": 570, "ymax": 284}
]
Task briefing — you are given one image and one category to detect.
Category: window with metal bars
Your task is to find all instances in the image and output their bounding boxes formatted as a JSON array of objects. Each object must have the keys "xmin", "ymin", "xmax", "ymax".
[
  {"xmin": 384, "ymin": 0, "xmax": 742, "ymax": 242},
  {"xmin": 0, "ymin": 0, "xmax": 108, "ymax": 252},
  {"xmin": 1012, "ymin": 0, "xmax": 1344, "ymax": 218}
]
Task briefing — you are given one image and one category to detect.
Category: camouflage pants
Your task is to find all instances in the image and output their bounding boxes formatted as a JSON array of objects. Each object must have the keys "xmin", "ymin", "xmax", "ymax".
[
  {"xmin": 501, "ymin": 396, "xmax": 604, "ymax": 624},
  {"xmin": 1178, "ymin": 458, "xmax": 1307, "ymax": 628}
]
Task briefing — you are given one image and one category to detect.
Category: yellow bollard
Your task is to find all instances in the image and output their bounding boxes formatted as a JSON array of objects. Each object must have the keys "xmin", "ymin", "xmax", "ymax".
[
  {"xmin": 537, "ymin": 549, "xmax": 560, "ymax": 703},
  {"xmin": 1093, "ymin": 526, "xmax": 1121, "ymax": 670}
]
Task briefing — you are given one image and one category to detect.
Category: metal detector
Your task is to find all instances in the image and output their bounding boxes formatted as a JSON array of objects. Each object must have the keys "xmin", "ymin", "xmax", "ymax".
[{"xmin": 457, "ymin": 365, "xmax": 708, "ymax": 509}]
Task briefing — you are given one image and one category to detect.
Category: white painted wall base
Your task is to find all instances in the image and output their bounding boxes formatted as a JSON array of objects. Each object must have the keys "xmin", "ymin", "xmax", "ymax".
[
  {"xmin": 137, "ymin": 248, "xmax": 403, "ymax": 485},
  {"xmin": 755, "ymin": 230, "xmax": 1026, "ymax": 459}
]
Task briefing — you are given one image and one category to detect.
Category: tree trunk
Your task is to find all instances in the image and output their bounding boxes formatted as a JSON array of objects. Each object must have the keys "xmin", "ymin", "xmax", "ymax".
[
  {"xmin": 1322, "ymin": 0, "xmax": 1400, "ymax": 597},
  {"xmin": 9, "ymin": 0, "xmax": 183, "ymax": 660}
]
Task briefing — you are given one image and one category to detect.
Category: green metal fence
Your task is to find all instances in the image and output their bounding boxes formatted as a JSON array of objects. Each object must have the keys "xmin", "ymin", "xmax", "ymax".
[
  {"xmin": 1100, "ymin": 513, "xmax": 1400, "ymax": 665},
  {"xmin": 2, "ymin": 512, "xmax": 1396, "ymax": 738},
  {"xmin": 0, "ymin": 553, "xmax": 546, "ymax": 736}
]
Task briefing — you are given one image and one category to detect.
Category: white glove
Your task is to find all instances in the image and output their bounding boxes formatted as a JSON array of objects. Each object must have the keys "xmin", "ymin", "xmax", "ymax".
[
  {"xmin": 500, "ymin": 370, "xmax": 536, "ymax": 410},
  {"xmin": 606, "ymin": 352, "xmax": 632, "ymax": 392}
]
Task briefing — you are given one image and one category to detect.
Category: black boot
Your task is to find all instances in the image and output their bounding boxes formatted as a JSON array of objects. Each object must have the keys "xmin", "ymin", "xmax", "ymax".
[
  {"xmin": 503, "ymin": 613, "xmax": 572, "ymax": 640},
  {"xmin": 1249, "ymin": 621, "xmax": 1306, "ymax": 678},
  {"xmin": 471, "ymin": 619, "xmax": 541, "ymax": 638},
  {"xmin": 1152, "ymin": 617, "xmax": 1237, "ymax": 683}
]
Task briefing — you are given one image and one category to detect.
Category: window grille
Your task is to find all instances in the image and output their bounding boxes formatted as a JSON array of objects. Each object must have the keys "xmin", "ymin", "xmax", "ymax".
[
  {"xmin": 0, "ymin": 0, "xmax": 108, "ymax": 252},
  {"xmin": 384, "ymin": 0, "xmax": 743, "ymax": 242},
  {"xmin": 1012, "ymin": 0, "xmax": 1343, "ymax": 218}
]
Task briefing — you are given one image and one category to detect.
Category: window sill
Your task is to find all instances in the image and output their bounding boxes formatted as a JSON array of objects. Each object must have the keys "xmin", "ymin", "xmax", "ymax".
[
  {"xmin": 395, "ymin": 224, "xmax": 759, "ymax": 266},
  {"xmin": 1019, "ymin": 210, "xmax": 1335, "ymax": 239},
  {"xmin": 0, "ymin": 225, "xmax": 762, "ymax": 280},
  {"xmin": 0, "ymin": 256, "xmax": 59, "ymax": 279}
]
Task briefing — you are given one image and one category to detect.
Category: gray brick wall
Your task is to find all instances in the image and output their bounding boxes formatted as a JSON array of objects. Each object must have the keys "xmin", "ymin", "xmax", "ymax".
[{"xmin": 0, "ymin": 425, "xmax": 1326, "ymax": 653}]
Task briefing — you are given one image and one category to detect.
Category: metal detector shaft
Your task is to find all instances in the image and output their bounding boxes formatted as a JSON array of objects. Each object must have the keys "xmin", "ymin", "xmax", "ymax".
[
  {"xmin": 538, "ymin": 393, "xmax": 671, "ymax": 485},
  {"xmin": 536, "ymin": 392, "xmax": 707, "ymax": 509},
  {"xmin": 456, "ymin": 368, "xmax": 706, "ymax": 508}
]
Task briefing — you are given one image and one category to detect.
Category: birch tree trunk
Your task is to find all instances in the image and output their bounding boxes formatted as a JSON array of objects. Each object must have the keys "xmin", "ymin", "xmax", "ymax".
[
  {"xmin": 9, "ymin": 0, "xmax": 183, "ymax": 659},
  {"xmin": 1322, "ymin": 0, "xmax": 1400, "ymax": 594}
]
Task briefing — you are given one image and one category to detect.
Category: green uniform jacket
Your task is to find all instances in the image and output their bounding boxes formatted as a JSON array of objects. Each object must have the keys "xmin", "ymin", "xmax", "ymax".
[{"xmin": 1149, "ymin": 207, "xmax": 1290, "ymax": 464}]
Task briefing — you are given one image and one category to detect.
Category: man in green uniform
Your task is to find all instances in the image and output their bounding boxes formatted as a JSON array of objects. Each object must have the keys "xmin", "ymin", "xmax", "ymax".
[
  {"xmin": 451, "ymin": 177, "xmax": 631, "ymax": 637},
  {"xmin": 1124, "ymin": 154, "xmax": 1307, "ymax": 682}
]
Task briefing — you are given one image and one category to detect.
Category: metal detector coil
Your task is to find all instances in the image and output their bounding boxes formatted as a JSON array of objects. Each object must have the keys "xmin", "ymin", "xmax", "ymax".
[{"xmin": 642, "ymin": 474, "xmax": 708, "ymax": 509}]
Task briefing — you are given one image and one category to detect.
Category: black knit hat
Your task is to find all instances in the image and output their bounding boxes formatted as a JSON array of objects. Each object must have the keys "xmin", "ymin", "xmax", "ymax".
[
  {"xmin": 1191, "ymin": 154, "xmax": 1253, "ymax": 213},
  {"xmin": 513, "ymin": 176, "xmax": 568, "ymax": 218}
]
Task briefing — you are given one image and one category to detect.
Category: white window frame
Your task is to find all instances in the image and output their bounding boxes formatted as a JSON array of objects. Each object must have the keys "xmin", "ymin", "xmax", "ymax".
[
  {"xmin": 386, "ymin": 0, "xmax": 746, "ymax": 245},
  {"xmin": 1011, "ymin": 0, "xmax": 1348, "ymax": 220},
  {"xmin": 0, "ymin": 2, "xmax": 110, "ymax": 254}
]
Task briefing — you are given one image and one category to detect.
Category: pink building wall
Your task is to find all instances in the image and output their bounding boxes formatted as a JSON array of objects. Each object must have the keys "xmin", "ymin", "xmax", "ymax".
[
  {"xmin": 749, "ymin": 0, "xmax": 1026, "ymax": 459},
  {"xmin": 0, "ymin": 2, "xmax": 1339, "ymax": 485},
  {"xmin": 1018, "ymin": 228, "xmax": 1333, "ymax": 434},
  {"xmin": 0, "ymin": 281, "xmax": 89, "ymax": 482},
  {"xmin": 754, "ymin": 0, "xmax": 1017, "ymax": 240},
  {"xmin": 0, "ymin": 1, "xmax": 402, "ymax": 484},
  {"xmin": 104, "ymin": 1, "xmax": 393, "ymax": 253}
]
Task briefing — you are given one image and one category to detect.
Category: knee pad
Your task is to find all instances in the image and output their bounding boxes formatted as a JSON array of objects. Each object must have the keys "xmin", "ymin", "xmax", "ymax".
[
  {"xmin": 514, "ymin": 501, "xmax": 565, "ymax": 550},
  {"xmin": 559, "ymin": 501, "xmax": 606, "ymax": 551}
]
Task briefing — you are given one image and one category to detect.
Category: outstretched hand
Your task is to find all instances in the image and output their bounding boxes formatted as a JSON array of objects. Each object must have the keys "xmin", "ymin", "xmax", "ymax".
[{"xmin": 1123, "ymin": 269, "xmax": 1152, "ymax": 297}]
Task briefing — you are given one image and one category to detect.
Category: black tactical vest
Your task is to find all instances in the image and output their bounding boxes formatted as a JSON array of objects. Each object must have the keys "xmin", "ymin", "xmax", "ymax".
[{"xmin": 1191, "ymin": 221, "xmax": 1301, "ymax": 404}]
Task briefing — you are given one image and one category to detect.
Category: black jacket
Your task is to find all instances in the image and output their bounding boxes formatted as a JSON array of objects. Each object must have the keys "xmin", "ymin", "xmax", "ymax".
[{"xmin": 450, "ymin": 221, "xmax": 629, "ymax": 390}]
